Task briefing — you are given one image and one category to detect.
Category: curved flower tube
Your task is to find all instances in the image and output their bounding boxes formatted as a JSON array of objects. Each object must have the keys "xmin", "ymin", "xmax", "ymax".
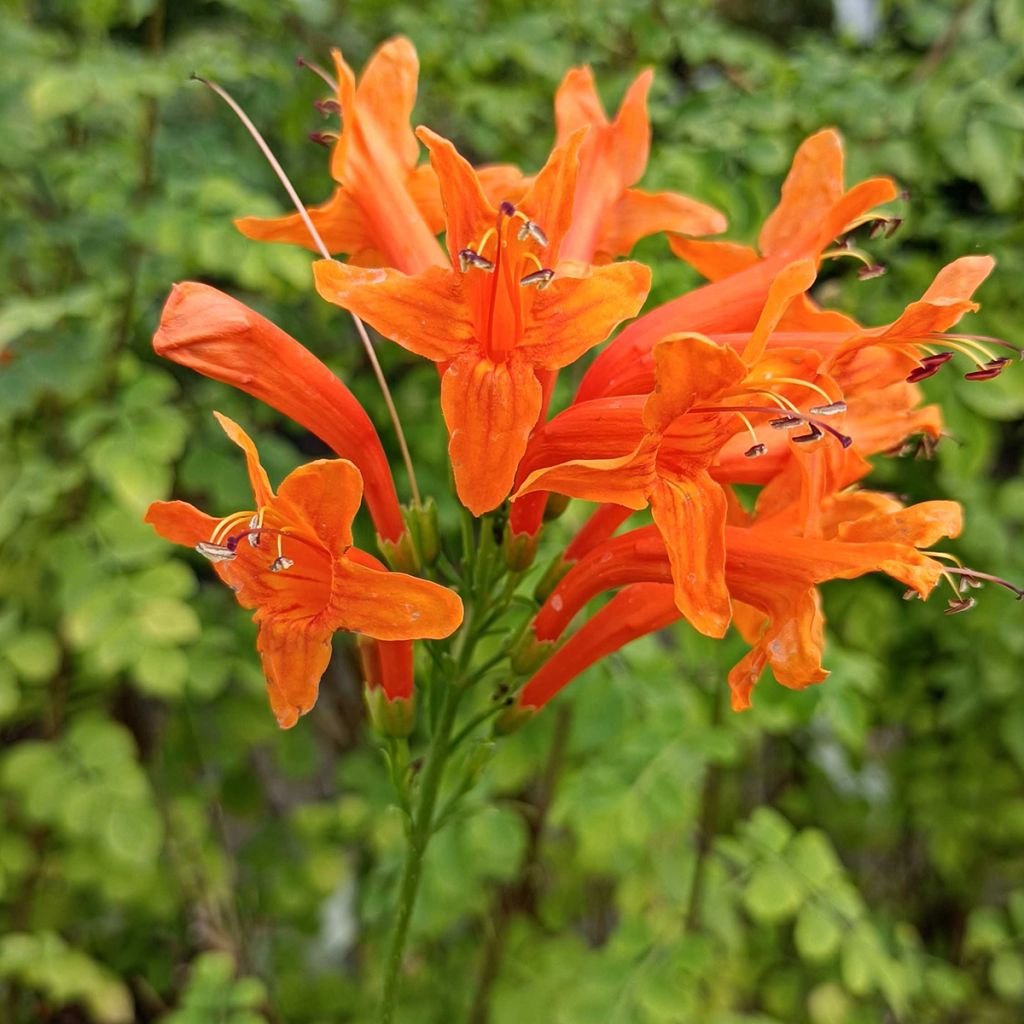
[
  {"xmin": 519, "ymin": 493, "xmax": 960, "ymax": 713},
  {"xmin": 313, "ymin": 127, "xmax": 650, "ymax": 515},
  {"xmin": 145, "ymin": 413, "xmax": 463, "ymax": 728},
  {"xmin": 153, "ymin": 281, "xmax": 405, "ymax": 542}
]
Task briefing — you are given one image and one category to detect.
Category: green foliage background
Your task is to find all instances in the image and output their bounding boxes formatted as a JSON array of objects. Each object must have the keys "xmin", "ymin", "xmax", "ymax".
[{"xmin": 2, "ymin": 0, "xmax": 1023, "ymax": 1021}]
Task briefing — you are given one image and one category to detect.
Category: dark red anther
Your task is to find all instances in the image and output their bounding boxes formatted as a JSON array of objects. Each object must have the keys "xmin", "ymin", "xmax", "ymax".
[
  {"xmin": 906, "ymin": 363, "xmax": 943, "ymax": 384},
  {"xmin": 744, "ymin": 443, "xmax": 767, "ymax": 458},
  {"xmin": 314, "ymin": 98, "xmax": 341, "ymax": 116},
  {"xmin": 921, "ymin": 351, "xmax": 954, "ymax": 367},
  {"xmin": 884, "ymin": 217, "xmax": 903, "ymax": 238},
  {"xmin": 309, "ymin": 131, "xmax": 335, "ymax": 148},
  {"xmin": 964, "ymin": 358, "xmax": 1010, "ymax": 381},
  {"xmin": 944, "ymin": 596, "xmax": 976, "ymax": 615}
]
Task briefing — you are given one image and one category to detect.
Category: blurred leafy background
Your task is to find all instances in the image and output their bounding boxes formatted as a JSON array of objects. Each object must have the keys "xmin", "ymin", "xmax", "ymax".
[{"xmin": 2, "ymin": 0, "xmax": 1023, "ymax": 1021}]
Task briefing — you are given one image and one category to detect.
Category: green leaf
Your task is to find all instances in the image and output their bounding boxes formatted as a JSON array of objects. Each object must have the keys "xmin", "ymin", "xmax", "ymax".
[
  {"xmin": 743, "ymin": 861, "xmax": 806, "ymax": 923},
  {"xmin": 795, "ymin": 902, "xmax": 843, "ymax": 963}
]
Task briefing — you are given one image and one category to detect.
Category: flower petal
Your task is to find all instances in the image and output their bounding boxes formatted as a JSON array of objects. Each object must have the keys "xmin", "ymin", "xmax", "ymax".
[
  {"xmin": 213, "ymin": 412, "xmax": 274, "ymax": 507},
  {"xmin": 276, "ymin": 459, "xmax": 364, "ymax": 554},
  {"xmin": 256, "ymin": 617, "xmax": 334, "ymax": 729},
  {"xmin": 330, "ymin": 555, "xmax": 463, "ymax": 640},
  {"xmin": 742, "ymin": 259, "xmax": 818, "ymax": 364},
  {"xmin": 643, "ymin": 333, "xmax": 748, "ymax": 431},
  {"xmin": 355, "ymin": 37, "xmax": 421, "ymax": 170},
  {"xmin": 519, "ymin": 260, "xmax": 650, "ymax": 369},
  {"xmin": 313, "ymin": 260, "xmax": 474, "ymax": 363},
  {"xmin": 668, "ymin": 237, "xmax": 759, "ymax": 281},
  {"xmin": 650, "ymin": 472, "xmax": 731, "ymax": 638},
  {"xmin": 521, "ymin": 127, "xmax": 587, "ymax": 259},
  {"xmin": 145, "ymin": 500, "xmax": 219, "ymax": 547},
  {"xmin": 415, "ymin": 126, "xmax": 494, "ymax": 264},
  {"xmin": 441, "ymin": 353, "xmax": 543, "ymax": 515},
  {"xmin": 597, "ymin": 187, "xmax": 727, "ymax": 259}
]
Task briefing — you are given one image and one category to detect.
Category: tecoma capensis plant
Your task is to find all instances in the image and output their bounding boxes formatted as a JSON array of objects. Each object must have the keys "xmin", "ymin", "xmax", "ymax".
[{"xmin": 145, "ymin": 37, "xmax": 1022, "ymax": 1023}]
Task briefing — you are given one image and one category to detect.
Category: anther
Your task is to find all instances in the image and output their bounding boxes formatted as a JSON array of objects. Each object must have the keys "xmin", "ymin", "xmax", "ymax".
[
  {"xmin": 792, "ymin": 424, "xmax": 824, "ymax": 444},
  {"xmin": 808, "ymin": 401, "xmax": 847, "ymax": 416},
  {"xmin": 520, "ymin": 268, "xmax": 554, "ymax": 290},
  {"xmin": 858, "ymin": 264, "xmax": 887, "ymax": 281},
  {"xmin": 270, "ymin": 557, "xmax": 294, "ymax": 573},
  {"xmin": 964, "ymin": 357, "xmax": 1011, "ymax": 381},
  {"xmin": 906, "ymin": 363, "xmax": 943, "ymax": 384},
  {"xmin": 196, "ymin": 541, "xmax": 237, "ymax": 563},
  {"xmin": 247, "ymin": 514, "xmax": 262, "ymax": 547},
  {"xmin": 944, "ymin": 596, "xmax": 976, "ymax": 615},
  {"xmin": 458, "ymin": 248, "xmax": 495, "ymax": 273},
  {"xmin": 770, "ymin": 415, "xmax": 804, "ymax": 430},
  {"xmin": 314, "ymin": 98, "xmax": 341, "ymax": 116},
  {"xmin": 744, "ymin": 443, "xmax": 767, "ymax": 458},
  {"xmin": 309, "ymin": 131, "xmax": 337, "ymax": 148},
  {"xmin": 517, "ymin": 220, "xmax": 549, "ymax": 247}
]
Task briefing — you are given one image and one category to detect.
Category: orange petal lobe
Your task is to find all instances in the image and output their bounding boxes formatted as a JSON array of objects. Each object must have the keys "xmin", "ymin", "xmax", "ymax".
[
  {"xmin": 598, "ymin": 188, "xmax": 727, "ymax": 259},
  {"xmin": 650, "ymin": 472, "xmax": 731, "ymax": 638},
  {"xmin": 520, "ymin": 261, "xmax": 650, "ymax": 369},
  {"xmin": 355, "ymin": 37, "xmax": 421, "ymax": 169},
  {"xmin": 668, "ymin": 237, "xmax": 760, "ymax": 281},
  {"xmin": 330, "ymin": 556, "xmax": 463, "ymax": 640},
  {"xmin": 213, "ymin": 412, "xmax": 274, "ymax": 507},
  {"xmin": 312, "ymin": 261, "xmax": 473, "ymax": 363},
  {"xmin": 441, "ymin": 353, "xmax": 543, "ymax": 515},
  {"xmin": 145, "ymin": 500, "xmax": 219, "ymax": 547},
  {"xmin": 276, "ymin": 459, "xmax": 363, "ymax": 553},
  {"xmin": 257, "ymin": 618, "xmax": 334, "ymax": 729}
]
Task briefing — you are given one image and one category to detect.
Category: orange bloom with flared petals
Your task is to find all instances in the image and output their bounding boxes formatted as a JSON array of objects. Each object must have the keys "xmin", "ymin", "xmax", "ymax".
[
  {"xmin": 516, "ymin": 319, "xmax": 853, "ymax": 636},
  {"xmin": 577, "ymin": 128, "xmax": 898, "ymax": 401},
  {"xmin": 553, "ymin": 67, "xmax": 726, "ymax": 263},
  {"xmin": 313, "ymin": 127, "xmax": 650, "ymax": 515},
  {"xmin": 145, "ymin": 414, "xmax": 462, "ymax": 728},
  {"xmin": 236, "ymin": 38, "xmax": 446, "ymax": 274}
]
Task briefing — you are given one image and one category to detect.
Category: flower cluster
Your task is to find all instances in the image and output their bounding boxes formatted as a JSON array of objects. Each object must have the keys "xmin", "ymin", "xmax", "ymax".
[{"xmin": 147, "ymin": 37, "xmax": 1017, "ymax": 731}]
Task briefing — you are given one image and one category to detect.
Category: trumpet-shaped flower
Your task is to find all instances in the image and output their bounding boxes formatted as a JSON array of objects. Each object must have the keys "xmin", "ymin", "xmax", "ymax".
[
  {"xmin": 576, "ymin": 128, "xmax": 898, "ymax": 401},
  {"xmin": 313, "ymin": 127, "xmax": 650, "ymax": 515},
  {"xmin": 152, "ymin": 281, "xmax": 406, "ymax": 542},
  {"xmin": 553, "ymin": 66, "xmax": 726, "ymax": 263},
  {"xmin": 145, "ymin": 414, "xmax": 462, "ymax": 728}
]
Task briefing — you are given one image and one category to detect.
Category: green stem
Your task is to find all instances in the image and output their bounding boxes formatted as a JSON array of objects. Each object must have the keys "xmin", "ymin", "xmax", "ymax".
[{"xmin": 379, "ymin": 672, "xmax": 465, "ymax": 1023}]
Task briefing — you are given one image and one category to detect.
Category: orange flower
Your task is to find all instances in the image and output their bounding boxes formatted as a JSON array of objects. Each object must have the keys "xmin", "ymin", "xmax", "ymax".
[
  {"xmin": 517, "ymin": 493, "xmax": 960, "ymax": 713},
  {"xmin": 236, "ymin": 38, "xmax": 525, "ymax": 275},
  {"xmin": 235, "ymin": 38, "xmax": 445, "ymax": 274},
  {"xmin": 576, "ymin": 128, "xmax": 898, "ymax": 401},
  {"xmin": 313, "ymin": 128, "xmax": 651, "ymax": 515},
  {"xmin": 553, "ymin": 67, "xmax": 725, "ymax": 263},
  {"xmin": 152, "ymin": 281, "xmax": 405, "ymax": 542},
  {"xmin": 145, "ymin": 414, "xmax": 463, "ymax": 728},
  {"xmin": 516, "ymin": 319, "xmax": 852, "ymax": 636}
]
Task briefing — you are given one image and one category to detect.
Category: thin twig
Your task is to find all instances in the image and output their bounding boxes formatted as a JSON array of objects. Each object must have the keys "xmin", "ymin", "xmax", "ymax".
[{"xmin": 191, "ymin": 75, "xmax": 421, "ymax": 506}]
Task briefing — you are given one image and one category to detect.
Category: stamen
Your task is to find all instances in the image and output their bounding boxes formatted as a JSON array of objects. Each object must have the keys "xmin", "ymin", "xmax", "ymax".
[
  {"xmin": 944, "ymin": 596, "xmax": 976, "ymax": 615},
  {"xmin": 754, "ymin": 390, "xmax": 801, "ymax": 414},
  {"xmin": 520, "ymin": 268, "xmax": 554, "ymax": 290},
  {"xmin": 791, "ymin": 423, "xmax": 824, "ymax": 444},
  {"xmin": 475, "ymin": 228, "xmax": 497, "ymax": 257},
  {"xmin": 744, "ymin": 443, "xmax": 767, "ymax": 458},
  {"xmin": 964, "ymin": 358, "xmax": 1011, "ymax": 382},
  {"xmin": 766, "ymin": 376, "xmax": 838, "ymax": 407},
  {"xmin": 698, "ymin": 405, "xmax": 853, "ymax": 449},
  {"xmin": 270, "ymin": 556, "xmax": 294, "ymax": 573},
  {"xmin": 516, "ymin": 219, "xmax": 549, "ymax": 247},
  {"xmin": 314, "ymin": 97, "xmax": 341, "ymax": 116},
  {"xmin": 769, "ymin": 415, "xmax": 804, "ymax": 430},
  {"xmin": 808, "ymin": 401, "xmax": 848, "ymax": 416},
  {"xmin": 195, "ymin": 541, "xmax": 237, "ymax": 563},
  {"xmin": 458, "ymin": 248, "xmax": 495, "ymax": 273},
  {"xmin": 210, "ymin": 510, "xmax": 255, "ymax": 546},
  {"xmin": 857, "ymin": 264, "xmax": 887, "ymax": 281},
  {"xmin": 309, "ymin": 131, "xmax": 338, "ymax": 148}
]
